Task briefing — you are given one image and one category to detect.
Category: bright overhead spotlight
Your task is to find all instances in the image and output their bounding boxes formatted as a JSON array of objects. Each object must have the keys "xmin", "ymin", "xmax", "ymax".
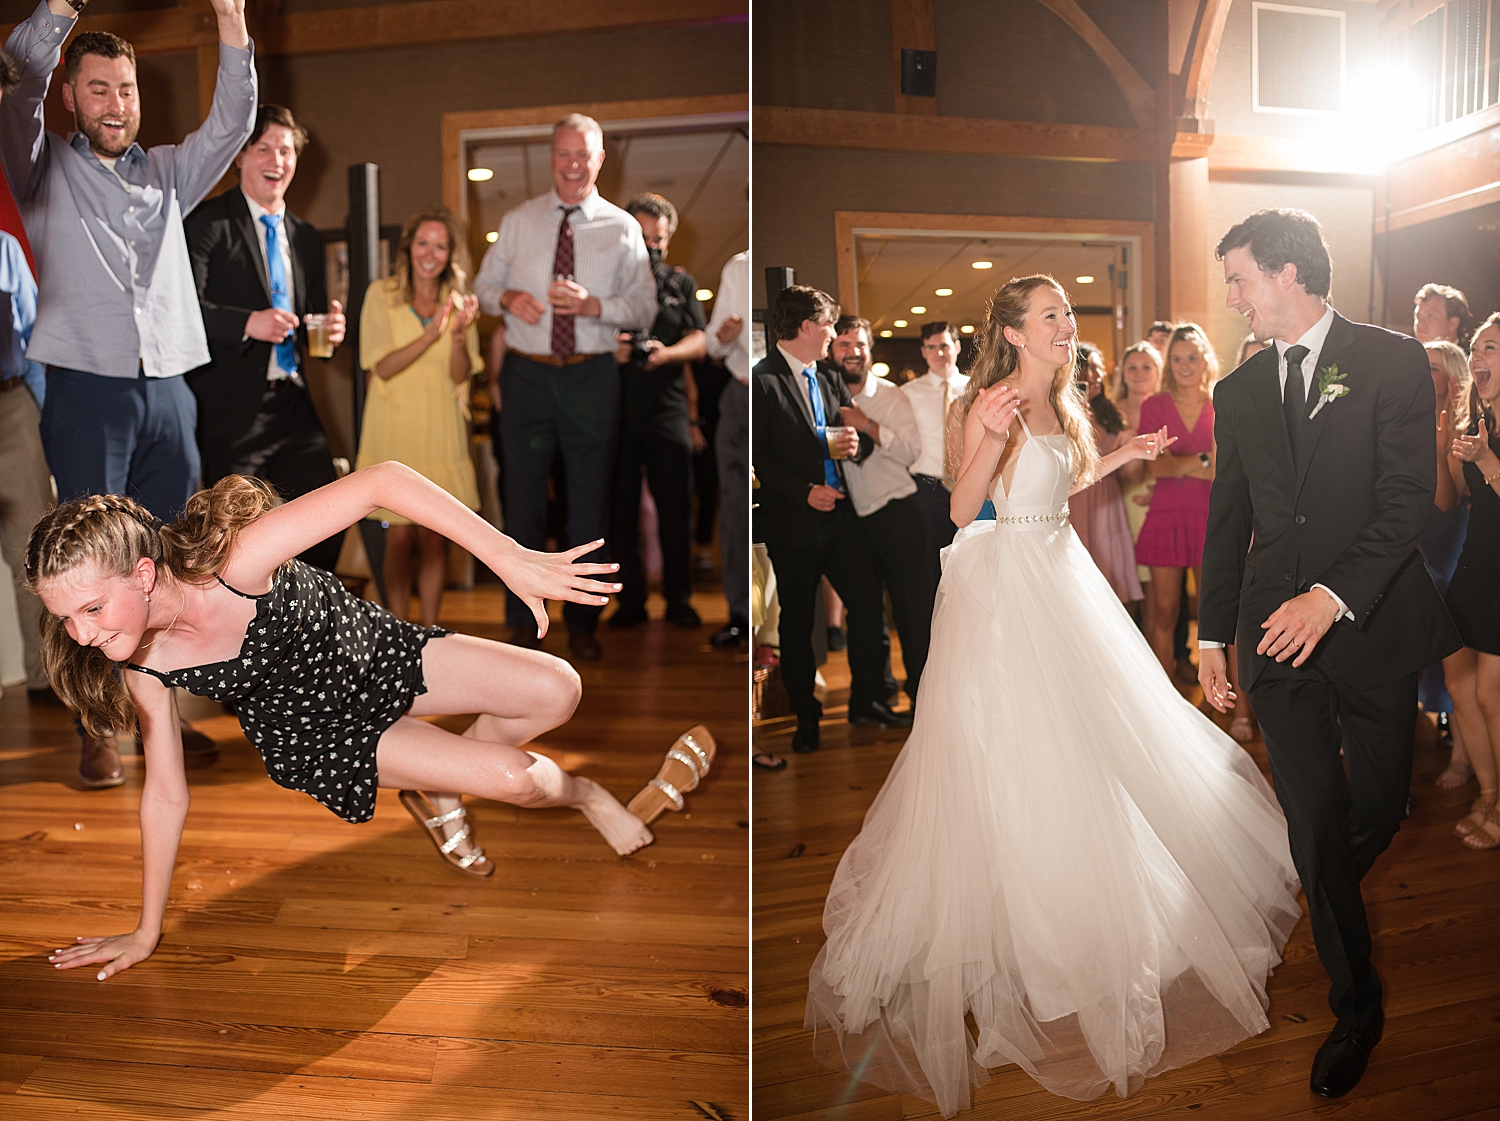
[
  {"xmin": 695, "ymin": 288, "xmax": 713, "ymax": 301},
  {"xmin": 910, "ymin": 305, "xmax": 926, "ymax": 314},
  {"xmin": 971, "ymin": 260, "xmax": 993, "ymax": 270},
  {"xmin": 934, "ymin": 288, "xmax": 953, "ymax": 297},
  {"xmin": 1075, "ymin": 275, "xmax": 1095, "ymax": 284},
  {"xmin": 485, "ymin": 231, "xmax": 498, "ymax": 243},
  {"xmin": 960, "ymin": 324, "xmax": 975, "ymax": 334},
  {"xmin": 871, "ymin": 362, "xmax": 890, "ymax": 377},
  {"xmin": 467, "ymin": 167, "xmax": 494, "ymax": 182},
  {"xmin": 893, "ymin": 319, "xmax": 908, "ymax": 328},
  {"xmin": 879, "ymin": 329, "xmax": 893, "ymax": 338}
]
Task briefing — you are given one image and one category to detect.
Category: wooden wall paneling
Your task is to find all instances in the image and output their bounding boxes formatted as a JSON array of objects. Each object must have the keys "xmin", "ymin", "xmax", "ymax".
[
  {"xmin": 1036, "ymin": 0, "xmax": 1158, "ymax": 129},
  {"xmin": 1167, "ymin": 155, "xmax": 1211, "ymax": 326},
  {"xmin": 889, "ymin": 0, "xmax": 937, "ymax": 116},
  {"xmin": 0, "ymin": 0, "xmax": 746, "ymax": 60},
  {"xmin": 752, "ymin": 106, "xmax": 1158, "ymax": 163}
]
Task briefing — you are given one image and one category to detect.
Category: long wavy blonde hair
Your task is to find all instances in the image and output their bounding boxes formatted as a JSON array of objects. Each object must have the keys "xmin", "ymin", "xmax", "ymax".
[
  {"xmin": 962, "ymin": 274, "xmax": 1100, "ymax": 486},
  {"xmin": 25, "ymin": 477, "xmax": 281, "ymax": 736},
  {"xmin": 1425, "ymin": 340, "xmax": 1470, "ymax": 433}
]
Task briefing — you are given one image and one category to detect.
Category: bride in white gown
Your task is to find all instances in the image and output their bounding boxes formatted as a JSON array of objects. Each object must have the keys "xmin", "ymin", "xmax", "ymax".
[{"xmin": 805, "ymin": 275, "xmax": 1302, "ymax": 1118}]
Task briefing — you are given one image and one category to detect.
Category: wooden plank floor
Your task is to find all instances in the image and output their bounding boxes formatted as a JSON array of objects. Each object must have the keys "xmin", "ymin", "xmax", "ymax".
[
  {"xmin": 0, "ymin": 583, "xmax": 748, "ymax": 1120},
  {"xmin": 752, "ymin": 647, "xmax": 1500, "ymax": 1121}
]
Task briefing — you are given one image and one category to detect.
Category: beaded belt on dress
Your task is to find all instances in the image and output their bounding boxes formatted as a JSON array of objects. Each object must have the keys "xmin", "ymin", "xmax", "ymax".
[{"xmin": 985, "ymin": 510, "xmax": 1069, "ymax": 525}]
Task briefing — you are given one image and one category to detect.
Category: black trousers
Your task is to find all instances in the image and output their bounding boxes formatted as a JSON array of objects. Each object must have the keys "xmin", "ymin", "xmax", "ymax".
[
  {"xmin": 858, "ymin": 492, "xmax": 934, "ymax": 702},
  {"xmin": 765, "ymin": 501, "xmax": 886, "ymax": 721},
  {"xmin": 911, "ymin": 473, "xmax": 956, "ymax": 596},
  {"xmin": 208, "ymin": 379, "xmax": 341, "ymax": 572},
  {"xmin": 612, "ymin": 411, "xmax": 694, "ymax": 611},
  {"xmin": 692, "ymin": 363, "xmax": 729, "ymax": 544},
  {"xmin": 1250, "ymin": 659, "xmax": 1418, "ymax": 1033},
  {"xmin": 499, "ymin": 352, "xmax": 618, "ymax": 634}
]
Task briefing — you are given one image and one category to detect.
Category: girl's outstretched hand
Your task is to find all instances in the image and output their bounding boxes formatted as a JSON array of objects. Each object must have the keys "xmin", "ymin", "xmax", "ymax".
[
  {"xmin": 499, "ymin": 539, "xmax": 622, "ymax": 638},
  {"xmin": 49, "ymin": 929, "xmax": 160, "ymax": 980}
]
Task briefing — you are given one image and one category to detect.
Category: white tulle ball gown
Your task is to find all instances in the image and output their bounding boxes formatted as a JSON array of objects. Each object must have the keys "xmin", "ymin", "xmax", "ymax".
[{"xmin": 804, "ymin": 418, "xmax": 1302, "ymax": 1118}]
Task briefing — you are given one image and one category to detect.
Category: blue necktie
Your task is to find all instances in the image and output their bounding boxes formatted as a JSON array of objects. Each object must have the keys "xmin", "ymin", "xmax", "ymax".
[
  {"xmin": 801, "ymin": 365, "xmax": 841, "ymax": 489},
  {"xmin": 259, "ymin": 214, "xmax": 298, "ymax": 376}
]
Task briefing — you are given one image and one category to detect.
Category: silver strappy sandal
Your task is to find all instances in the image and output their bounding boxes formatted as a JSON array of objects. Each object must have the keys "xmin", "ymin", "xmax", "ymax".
[
  {"xmin": 627, "ymin": 725, "xmax": 717, "ymax": 825},
  {"xmin": 399, "ymin": 790, "xmax": 495, "ymax": 878}
]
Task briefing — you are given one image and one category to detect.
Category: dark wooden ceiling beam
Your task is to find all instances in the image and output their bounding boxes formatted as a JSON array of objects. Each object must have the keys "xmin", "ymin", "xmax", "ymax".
[{"xmin": 1036, "ymin": 0, "xmax": 1157, "ymax": 129}]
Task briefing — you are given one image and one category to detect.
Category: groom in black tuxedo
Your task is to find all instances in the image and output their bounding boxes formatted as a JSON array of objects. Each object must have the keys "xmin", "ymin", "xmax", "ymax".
[{"xmin": 1199, "ymin": 209, "xmax": 1461, "ymax": 1099}]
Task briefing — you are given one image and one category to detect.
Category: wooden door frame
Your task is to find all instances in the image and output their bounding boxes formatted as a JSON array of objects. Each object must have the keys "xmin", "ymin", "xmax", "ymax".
[{"xmin": 834, "ymin": 211, "xmax": 1155, "ymax": 346}]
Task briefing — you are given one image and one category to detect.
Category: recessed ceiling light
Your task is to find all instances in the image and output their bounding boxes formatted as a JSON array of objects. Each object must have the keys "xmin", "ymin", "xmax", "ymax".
[
  {"xmin": 1075, "ymin": 275, "xmax": 1095, "ymax": 284},
  {"xmin": 934, "ymin": 288, "xmax": 953, "ymax": 297},
  {"xmin": 695, "ymin": 288, "xmax": 713, "ymax": 301},
  {"xmin": 971, "ymin": 260, "xmax": 993, "ymax": 270},
  {"xmin": 910, "ymin": 306, "xmax": 926, "ymax": 314},
  {"xmin": 879, "ymin": 329, "xmax": 893, "ymax": 338},
  {"xmin": 467, "ymin": 167, "xmax": 494, "ymax": 182},
  {"xmin": 960, "ymin": 324, "xmax": 975, "ymax": 334},
  {"xmin": 893, "ymin": 319, "xmax": 908, "ymax": 328},
  {"xmin": 871, "ymin": 362, "xmax": 890, "ymax": 377},
  {"xmin": 485, "ymin": 231, "xmax": 498, "ymax": 243}
]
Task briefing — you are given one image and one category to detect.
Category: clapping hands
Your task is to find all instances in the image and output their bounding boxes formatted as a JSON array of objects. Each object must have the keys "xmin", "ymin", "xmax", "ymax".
[
  {"xmin": 973, "ymin": 383, "xmax": 1019, "ymax": 442},
  {"xmin": 1451, "ymin": 416, "xmax": 1493, "ymax": 464}
]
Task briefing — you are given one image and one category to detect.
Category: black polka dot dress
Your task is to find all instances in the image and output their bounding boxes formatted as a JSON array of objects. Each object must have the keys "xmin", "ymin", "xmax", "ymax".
[{"xmin": 128, "ymin": 560, "xmax": 449, "ymax": 823}]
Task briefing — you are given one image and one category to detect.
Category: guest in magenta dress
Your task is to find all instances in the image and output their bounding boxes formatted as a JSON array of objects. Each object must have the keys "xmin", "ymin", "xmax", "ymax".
[
  {"xmin": 1135, "ymin": 324, "xmax": 1219, "ymax": 683},
  {"xmin": 1070, "ymin": 343, "xmax": 1143, "ymax": 604}
]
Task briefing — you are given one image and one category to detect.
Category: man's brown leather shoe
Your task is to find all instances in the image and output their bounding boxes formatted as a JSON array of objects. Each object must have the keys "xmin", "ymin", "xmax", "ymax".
[
  {"xmin": 78, "ymin": 734, "xmax": 125, "ymax": 789},
  {"xmin": 505, "ymin": 626, "xmax": 542, "ymax": 650},
  {"xmin": 179, "ymin": 720, "xmax": 219, "ymax": 756}
]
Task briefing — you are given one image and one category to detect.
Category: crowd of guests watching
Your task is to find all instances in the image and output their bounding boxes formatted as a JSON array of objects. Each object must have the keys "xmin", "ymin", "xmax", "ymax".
[
  {"xmin": 0, "ymin": 4, "xmax": 748, "ymax": 791},
  {"xmin": 753, "ymin": 277, "xmax": 1500, "ymax": 852}
]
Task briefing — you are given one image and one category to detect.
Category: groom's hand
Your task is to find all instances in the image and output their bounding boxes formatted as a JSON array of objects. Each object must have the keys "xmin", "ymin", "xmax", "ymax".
[
  {"xmin": 1198, "ymin": 648, "xmax": 1235, "ymax": 713},
  {"xmin": 1258, "ymin": 589, "xmax": 1342, "ymax": 666}
]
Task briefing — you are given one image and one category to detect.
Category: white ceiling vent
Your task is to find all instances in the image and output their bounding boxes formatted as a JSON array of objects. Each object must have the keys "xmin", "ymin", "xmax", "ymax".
[{"xmin": 1253, "ymin": 3, "xmax": 1346, "ymax": 115}]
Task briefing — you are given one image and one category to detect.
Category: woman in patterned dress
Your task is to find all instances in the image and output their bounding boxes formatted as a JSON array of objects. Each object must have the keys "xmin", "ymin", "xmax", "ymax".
[{"xmin": 27, "ymin": 461, "xmax": 667, "ymax": 981}]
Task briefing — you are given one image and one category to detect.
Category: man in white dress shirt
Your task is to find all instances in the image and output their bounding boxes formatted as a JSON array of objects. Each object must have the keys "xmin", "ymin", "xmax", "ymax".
[
  {"xmin": 473, "ymin": 113, "xmax": 656, "ymax": 662},
  {"xmin": 901, "ymin": 321, "xmax": 969, "ymax": 595},
  {"xmin": 832, "ymin": 315, "xmax": 933, "ymax": 704}
]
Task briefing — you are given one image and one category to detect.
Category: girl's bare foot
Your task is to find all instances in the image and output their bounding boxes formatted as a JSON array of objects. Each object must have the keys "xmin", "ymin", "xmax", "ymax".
[{"xmin": 574, "ymin": 778, "xmax": 653, "ymax": 855}]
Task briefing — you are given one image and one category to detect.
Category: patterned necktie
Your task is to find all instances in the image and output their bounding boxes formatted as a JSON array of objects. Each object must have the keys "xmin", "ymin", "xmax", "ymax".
[
  {"xmin": 802, "ymin": 366, "xmax": 841, "ymax": 489},
  {"xmin": 259, "ymin": 214, "xmax": 298, "ymax": 376},
  {"xmin": 550, "ymin": 206, "xmax": 579, "ymax": 359},
  {"xmin": 1283, "ymin": 344, "xmax": 1310, "ymax": 460}
]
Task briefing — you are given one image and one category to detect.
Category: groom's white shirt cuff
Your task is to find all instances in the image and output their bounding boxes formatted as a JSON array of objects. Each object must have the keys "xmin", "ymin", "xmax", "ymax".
[{"xmin": 1198, "ymin": 584, "xmax": 1351, "ymax": 650}]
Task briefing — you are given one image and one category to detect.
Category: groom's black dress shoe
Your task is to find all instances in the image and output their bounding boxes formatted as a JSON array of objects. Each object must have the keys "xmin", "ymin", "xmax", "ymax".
[
  {"xmin": 848, "ymin": 700, "xmax": 914, "ymax": 730},
  {"xmin": 792, "ymin": 715, "xmax": 821, "ymax": 754},
  {"xmin": 1309, "ymin": 1009, "xmax": 1383, "ymax": 1098}
]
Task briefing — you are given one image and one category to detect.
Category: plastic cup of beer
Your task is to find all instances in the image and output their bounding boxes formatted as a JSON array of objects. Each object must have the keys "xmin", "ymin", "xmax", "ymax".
[
  {"xmin": 825, "ymin": 425, "xmax": 856, "ymax": 459},
  {"xmin": 305, "ymin": 314, "xmax": 333, "ymax": 358}
]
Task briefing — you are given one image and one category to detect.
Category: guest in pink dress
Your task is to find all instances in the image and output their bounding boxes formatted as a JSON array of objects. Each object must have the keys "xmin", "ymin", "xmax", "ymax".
[
  {"xmin": 1135, "ymin": 324, "xmax": 1219, "ymax": 682},
  {"xmin": 1070, "ymin": 343, "xmax": 1143, "ymax": 604}
]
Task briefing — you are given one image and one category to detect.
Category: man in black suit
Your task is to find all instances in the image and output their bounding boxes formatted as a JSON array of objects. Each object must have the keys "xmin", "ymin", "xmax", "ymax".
[
  {"xmin": 752, "ymin": 284, "xmax": 911, "ymax": 753},
  {"xmin": 185, "ymin": 104, "xmax": 346, "ymax": 571},
  {"xmin": 1199, "ymin": 209, "xmax": 1461, "ymax": 1099}
]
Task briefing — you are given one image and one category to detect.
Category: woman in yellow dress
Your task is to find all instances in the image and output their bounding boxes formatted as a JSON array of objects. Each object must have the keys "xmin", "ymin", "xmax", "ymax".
[{"xmin": 356, "ymin": 206, "xmax": 482, "ymax": 625}]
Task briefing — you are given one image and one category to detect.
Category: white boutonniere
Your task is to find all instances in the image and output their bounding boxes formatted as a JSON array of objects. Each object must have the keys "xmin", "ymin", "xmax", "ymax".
[{"xmin": 1307, "ymin": 364, "xmax": 1350, "ymax": 419}]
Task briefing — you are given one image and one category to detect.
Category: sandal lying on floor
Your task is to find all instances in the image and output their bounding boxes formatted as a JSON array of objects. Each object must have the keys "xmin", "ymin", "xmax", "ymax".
[
  {"xmin": 627, "ymin": 725, "xmax": 716, "ymax": 825},
  {"xmin": 399, "ymin": 790, "xmax": 495, "ymax": 878},
  {"xmin": 753, "ymin": 752, "xmax": 787, "ymax": 771}
]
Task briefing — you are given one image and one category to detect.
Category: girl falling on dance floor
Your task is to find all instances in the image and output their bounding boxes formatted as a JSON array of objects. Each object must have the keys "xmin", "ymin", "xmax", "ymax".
[{"xmin": 30, "ymin": 461, "xmax": 714, "ymax": 980}]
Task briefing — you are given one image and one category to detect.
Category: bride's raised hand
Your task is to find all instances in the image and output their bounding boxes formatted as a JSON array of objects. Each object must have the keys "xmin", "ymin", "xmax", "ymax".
[
  {"xmin": 1126, "ymin": 425, "xmax": 1175, "ymax": 461},
  {"xmin": 974, "ymin": 383, "xmax": 1019, "ymax": 443},
  {"xmin": 493, "ymin": 539, "xmax": 622, "ymax": 638}
]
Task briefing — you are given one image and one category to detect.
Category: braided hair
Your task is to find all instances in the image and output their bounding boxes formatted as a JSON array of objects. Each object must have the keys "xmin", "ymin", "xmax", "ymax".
[{"xmin": 25, "ymin": 477, "xmax": 280, "ymax": 735}]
